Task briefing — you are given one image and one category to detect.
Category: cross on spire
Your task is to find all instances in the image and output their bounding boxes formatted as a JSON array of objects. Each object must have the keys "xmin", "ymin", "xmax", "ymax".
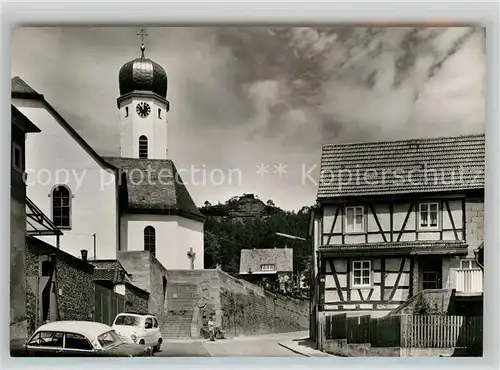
[{"xmin": 137, "ymin": 28, "xmax": 148, "ymax": 58}]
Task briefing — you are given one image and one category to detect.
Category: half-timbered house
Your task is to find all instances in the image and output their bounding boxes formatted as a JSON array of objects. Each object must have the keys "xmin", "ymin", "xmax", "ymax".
[{"xmin": 309, "ymin": 134, "xmax": 485, "ymax": 324}]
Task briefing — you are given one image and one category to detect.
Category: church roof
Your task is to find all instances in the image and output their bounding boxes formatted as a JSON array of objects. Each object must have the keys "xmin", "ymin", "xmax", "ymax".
[
  {"xmin": 104, "ymin": 157, "xmax": 204, "ymax": 221},
  {"xmin": 119, "ymin": 57, "xmax": 168, "ymax": 98},
  {"xmin": 11, "ymin": 76, "xmax": 44, "ymax": 99},
  {"xmin": 12, "ymin": 77, "xmax": 115, "ymax": 171}
]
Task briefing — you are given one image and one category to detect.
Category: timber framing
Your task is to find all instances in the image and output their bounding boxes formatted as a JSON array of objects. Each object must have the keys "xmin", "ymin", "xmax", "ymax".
[
  {"xmin": 312, "ymin": 135, "xmax": 484, "ymax": 318},
  {"xmin": 320, "ymin": 195, "xmax": 471, "ymax": 250}
]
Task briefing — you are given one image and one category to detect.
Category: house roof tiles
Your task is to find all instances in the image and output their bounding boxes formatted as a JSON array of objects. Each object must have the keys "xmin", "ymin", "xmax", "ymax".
[
  {"xmin": 104, "ymin": 157, "xmax": 204, "ymax": 220},
  {"xmin": 318, "ymin": 134, "xmax": 485, "ymax": 199},
  {"xmin": 239, "ymin": 248, "xmax": 293, "ymax": 274},
  {"xmin": 319, "ymin": 241, "xmax": 468, "ymax": 256}
]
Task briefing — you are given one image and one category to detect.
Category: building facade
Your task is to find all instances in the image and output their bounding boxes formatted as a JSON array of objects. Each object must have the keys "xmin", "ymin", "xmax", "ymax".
[
  {"xmin": 309, "ymin": 134, "xmax": 485, "ymax": 327},
  {"xmin": 11, "ymin": 40, "xmax": 204, "ymax": 269},
  {"xmin": 10, "ymin": 105, "xmax": 41, "ymax": 340}
]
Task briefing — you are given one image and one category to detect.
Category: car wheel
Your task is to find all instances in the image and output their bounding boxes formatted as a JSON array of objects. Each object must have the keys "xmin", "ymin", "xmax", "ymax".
[{"xmin": 154, "ymin": 340, "xmax": 161, "ymax": 353}]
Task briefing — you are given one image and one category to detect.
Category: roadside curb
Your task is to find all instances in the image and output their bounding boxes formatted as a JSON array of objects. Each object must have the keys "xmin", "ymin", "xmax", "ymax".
[{"xmin": 278, "ymin": 342, "xmax": 310, "ymax": 357}]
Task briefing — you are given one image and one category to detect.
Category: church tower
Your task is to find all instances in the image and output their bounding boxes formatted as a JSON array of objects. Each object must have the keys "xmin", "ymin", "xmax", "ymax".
[{"xmin": 117, "ymin": 30, "xmax": 170, "ymax": 159}]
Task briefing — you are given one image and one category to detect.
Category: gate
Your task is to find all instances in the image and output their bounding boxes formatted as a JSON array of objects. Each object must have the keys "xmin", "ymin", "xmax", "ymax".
[{"xmin": 94, "ymin": 284, "xmax": 126, "ymax": 326}]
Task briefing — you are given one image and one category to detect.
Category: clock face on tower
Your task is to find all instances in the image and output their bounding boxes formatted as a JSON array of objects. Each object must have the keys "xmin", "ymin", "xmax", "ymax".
[{"xmin": 136, "ymin": 102, "xmax": 151, "ymax": 118}]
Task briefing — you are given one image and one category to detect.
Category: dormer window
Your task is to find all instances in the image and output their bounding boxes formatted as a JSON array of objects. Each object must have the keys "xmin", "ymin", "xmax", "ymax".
[{"xmin": 419, "ymin": 202, "xmax": 439, "ymax": 229}]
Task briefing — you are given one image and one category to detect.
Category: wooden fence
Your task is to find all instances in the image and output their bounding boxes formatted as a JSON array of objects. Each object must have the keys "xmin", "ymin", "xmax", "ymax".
[
  {"xmin": 321, "ymin": 314, "xmax": 482, "ymax": 349},
  {"xmin": 401, "ymin": 315, "xmax": 483, "ymax": 348},
  {"xmin": 370, "ymin": 315, "xmax": 401, "ymax": 347}
]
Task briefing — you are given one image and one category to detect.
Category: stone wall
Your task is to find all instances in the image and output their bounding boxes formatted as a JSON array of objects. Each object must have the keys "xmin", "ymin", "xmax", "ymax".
[
  {"xmin": 118, "ymin": 251, "xmax": 168, "ymax": 324},
  {"xmin": 148, "ymin": 255, "xmax": 169, "ymax": 324},
  {"xmin": 25, "ymin": 238, "xmax": 95, "ymax": 335},
  {"xmin": 25, "ymin": 246, "xmax": 39, "ymax": 335},
  {"xmin": 10, "ymin": 125, "xmax": 28, "ymax": 340},
  {"xmin": 465, "ymin": 198, "xmax": 484, "ymax": 257},
  {"xmin": 390, "ymin": 289, "xmax": 453, "ymax": 315},
  {"xmin": 166, "ymin": 270, "xmax": 220, "ymax": 319},
  {"xmin": 218, "ymin": 270, "xmax": 309, "ymax": 336},
  {"xmin": 125, "ymin": 283, "xmax": 149, "ymax": 313},
  {"xmin": 55, "ymin": 255, "xmax": 95, "ymax": 322},
  {"xmin": 166, "ymin": 269, "xmax": 309, "ymax": 337},
  {"xmin": 10, "ymin": 196, "xmax": 27, "ymax": 339}
]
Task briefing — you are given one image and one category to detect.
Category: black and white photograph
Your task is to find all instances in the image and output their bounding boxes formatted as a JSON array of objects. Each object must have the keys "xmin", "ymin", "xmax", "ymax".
[{"xmin": 9, "ymin": 24, "xmax": 485, "ymax": 357}]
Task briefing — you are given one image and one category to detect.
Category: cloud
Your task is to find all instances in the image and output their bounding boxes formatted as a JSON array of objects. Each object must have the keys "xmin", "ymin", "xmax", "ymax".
[{"xmin": 11, "ymin": 26, "xmax": 485, "ymax": 210}]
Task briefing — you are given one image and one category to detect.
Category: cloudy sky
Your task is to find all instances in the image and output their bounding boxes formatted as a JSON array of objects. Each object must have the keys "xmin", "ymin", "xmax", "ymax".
[{"xmin": 11, "ymin": 26, "xmax": 485, "ymax": 210}]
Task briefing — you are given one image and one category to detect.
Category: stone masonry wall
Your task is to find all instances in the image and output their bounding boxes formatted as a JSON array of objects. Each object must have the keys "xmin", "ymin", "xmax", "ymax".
[
  {"xmin": 148, "ymin": 254, "xmax": 169, "ymax": 325},
  {"xmin": 55, "ymin": 257, "xmax": 95, "ymax": 323},
  {"xmin": 25, "ymin": 247, "xmax": 39, "ymax": 335},
  {"xmin": 166, "ymin": 269, "xmax": 309, "ymax": 337},
  {"xmin": 118, "ymin": 251, "xmax": 168, "ymax": 325},
  {"xmin": 25, "ymin": 242, "xmax": 95, "ymax": 335},
  {"xmin": 10, "ymin": 196, "xmax": 27, "ymax": 340},
  {"xmin": 218, "ymin": 270, "xmax": 309, "ymax": 336},
  {"xmin": 125, "ymin": 284, "xmax": 149, "ymax": 313},
  {"xmin": 166, "ymin": 270, "xmax": 220, "ymax": 319},
  {"xmin": 465, "ymin": 198, "xmax": 484, "ymax": 257}
]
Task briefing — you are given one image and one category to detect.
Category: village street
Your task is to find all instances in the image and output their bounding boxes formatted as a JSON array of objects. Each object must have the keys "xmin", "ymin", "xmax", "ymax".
[{"xmin": 156, "ymin": 331, "xmax": 313, "ymax": 357}]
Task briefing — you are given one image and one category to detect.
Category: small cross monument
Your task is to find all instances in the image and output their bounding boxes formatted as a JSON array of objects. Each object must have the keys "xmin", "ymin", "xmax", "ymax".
[{"xmin": 187, "ymin": 247, "xmax": 196, "ymax": 270}]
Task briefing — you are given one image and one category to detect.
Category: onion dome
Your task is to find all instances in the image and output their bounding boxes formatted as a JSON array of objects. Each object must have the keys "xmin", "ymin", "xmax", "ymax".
[{"xmin": 118, "ymin": 42, "xmax": 168, "ymax": 98}]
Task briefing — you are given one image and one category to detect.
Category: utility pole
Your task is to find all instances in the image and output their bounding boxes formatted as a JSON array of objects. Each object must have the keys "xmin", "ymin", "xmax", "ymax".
[{"xmin": 93, "ymin": 233, "xmax": 96, "ymax": 260}]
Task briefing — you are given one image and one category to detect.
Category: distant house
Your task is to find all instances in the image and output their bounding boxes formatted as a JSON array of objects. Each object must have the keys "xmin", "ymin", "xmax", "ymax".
[
  {"xmin": 239, "ymin": 248, "xmax": 293, "ymax": 292},
  {"xmin": 309, "ymin": 134, "xmax": 485, "ymax": 338}
]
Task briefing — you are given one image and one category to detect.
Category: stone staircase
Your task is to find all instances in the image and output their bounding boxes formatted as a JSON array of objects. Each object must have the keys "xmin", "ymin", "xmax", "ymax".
[
  {"xmin": 161, "ymin": 310, "xmax": 194, "ymax": 339},
  {"xmin": 161, "ymin": 282, "xmax": 200, "ymax": 339}
]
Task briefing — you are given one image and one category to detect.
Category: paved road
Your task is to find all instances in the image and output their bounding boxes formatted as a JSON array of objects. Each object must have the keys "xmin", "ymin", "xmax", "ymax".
[
  {"xmin": 202, "ymin": 338, "xmax": 302, "ymax": 357},
  {"xmin": 155, "ymin": 341, "xmax": 210, "ymax": 357},
  {"xmin": 156, "ymin": 331, "xmax": 306, "ymax": 357}
]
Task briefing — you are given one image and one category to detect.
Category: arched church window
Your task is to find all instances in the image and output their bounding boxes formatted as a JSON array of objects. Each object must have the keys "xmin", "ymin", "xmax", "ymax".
[
  {"xmin": 144, "ymin": 226, "xmax": 156, "ymax": 257},
  {"xmin": 158, "ymin": 108, "xmax": 162, "ymax": 119},
  {"xmin": 51, "ymin": 185, "xmax": 72, "ymax": 229},
  {"xmin": 139, "ymin": 135, "xmax": 148, "ymax": 159},
  {"xmin": 125, "ymin": 107, "xmax": 129, "ymax": 117}
]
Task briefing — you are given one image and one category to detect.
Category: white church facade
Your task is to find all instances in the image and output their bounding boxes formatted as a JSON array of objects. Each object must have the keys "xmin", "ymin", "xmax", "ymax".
[{"xmin": 11, "ymin": 42, "xmax": 204, "ymax": 270}]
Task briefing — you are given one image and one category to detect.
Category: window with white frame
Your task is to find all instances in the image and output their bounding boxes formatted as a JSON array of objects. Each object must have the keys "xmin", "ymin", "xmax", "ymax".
[
  {"xmin": 352, "ymin": 260, "xmax": 371, "ymax": 287},
  {"xmin": 12, "ymin": 142, "xmax": 23, "ymax": 172},
  {"xmin": 345, "ymin": 206, "xmax": 364, "ymax": 233},
  {"xmin": 260, "ymin": 264, "xmax": 275, "ymax": 271},
  {"xmin": 419, "ymin": 202, "xmax": 439, "ymax": 229}
]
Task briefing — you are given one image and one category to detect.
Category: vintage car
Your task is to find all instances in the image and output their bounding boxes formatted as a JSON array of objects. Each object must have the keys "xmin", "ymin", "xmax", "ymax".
[
  {"xmin": 112, "ymin": 312, "xmax": 163, "ymax": 352},
  {"xmin": 11, "ymin": 321, "xmax": 154, "ymax": 357}
]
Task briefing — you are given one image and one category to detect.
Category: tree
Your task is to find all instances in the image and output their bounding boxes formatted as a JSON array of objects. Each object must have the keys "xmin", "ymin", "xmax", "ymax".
[{"xmin": 201, "ymin": 194, "xmax": 313, "ymax": 295}]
